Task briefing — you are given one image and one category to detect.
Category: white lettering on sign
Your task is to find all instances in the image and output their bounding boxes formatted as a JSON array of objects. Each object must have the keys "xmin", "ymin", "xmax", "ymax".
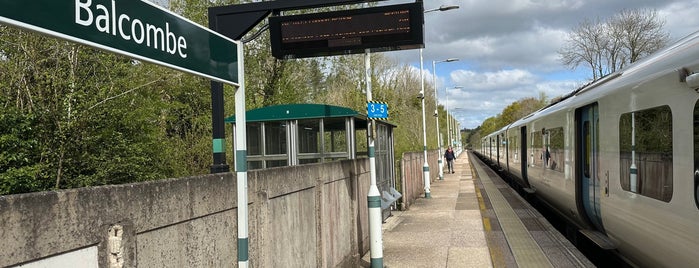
[{"xmin": 75, "ymin": 0, "xmax": 188, "ymax": 59}]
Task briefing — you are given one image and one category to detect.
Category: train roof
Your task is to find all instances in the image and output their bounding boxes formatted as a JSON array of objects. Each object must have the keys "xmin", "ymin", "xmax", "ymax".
[{"xmin": 494, "ymin": 29, "xmax": 699, "ymax": 134}]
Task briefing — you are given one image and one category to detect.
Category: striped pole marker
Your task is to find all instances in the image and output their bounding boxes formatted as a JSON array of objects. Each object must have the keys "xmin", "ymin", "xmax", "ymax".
[
  {"xmin": 234, "ymin": 41, "xmax": 249, "ymax": 268},
  {"xmin": 365, "ymin": 49, "xmax": 383, "ymax": 267}
]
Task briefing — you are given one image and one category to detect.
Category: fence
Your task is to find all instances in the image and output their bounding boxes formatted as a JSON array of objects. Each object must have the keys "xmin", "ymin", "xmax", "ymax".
[{"xmin": 398, "ymin": 149, "xmax": 440, "ymax": 210}]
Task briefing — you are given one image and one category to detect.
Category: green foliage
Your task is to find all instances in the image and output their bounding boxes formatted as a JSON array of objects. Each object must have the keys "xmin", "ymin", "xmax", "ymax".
[
  {"xmin": 0, "ymin": 103, "xmax": 47, "ymax": 194},
  {"xmin": 316, "ymin": 55, "xmax": 428, "ymax": 155},
  {"xmin": 468, "ymin": 95, "xmax": 548, "ymax": 148},
  {"xmin": 0, "ymin": 1, "xmax": 442, "ymax": 195},
  {"xmin": 466, "ymin": 126, "xmax": 482, "ymax": 149},
  {"xmin": 0, "ymin": 26, "xmax": 208, "ymax": 193}
]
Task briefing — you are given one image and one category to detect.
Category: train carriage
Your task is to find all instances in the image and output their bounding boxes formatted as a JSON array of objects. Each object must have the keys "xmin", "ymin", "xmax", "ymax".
[{"xmin": 475, "ymin": 30, "xmax": 699, "ymax": 267}]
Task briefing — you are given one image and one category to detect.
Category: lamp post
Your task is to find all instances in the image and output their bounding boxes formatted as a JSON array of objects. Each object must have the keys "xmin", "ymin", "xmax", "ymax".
[
  {"xmin": 452, "ymin": 115, "xmax": 461, "ymax": 149},
  {"xmin": 455, "ymin": 120, "xmax": 461, "ymax": 150},
  {"xmin": 425, "ymin": 4, "xmax": 459, "ymax": 13},
  {"xmin": 446, "ymin": 86, "xmax": 463, "ymax": 149},
  {"xmin": 432, "ymin": 58, "xmax": 458, "ymax": 180},
  {"xmin": 419, "ymin": 4, "xmax": 459, "ymax": 199}
]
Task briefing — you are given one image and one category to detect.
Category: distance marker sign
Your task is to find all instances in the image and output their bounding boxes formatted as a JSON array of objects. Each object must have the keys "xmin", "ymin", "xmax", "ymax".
[
  {"xmin": 367, "ymin": 101, "xmax": 388, "ymax": 120},
  {"xmin": 0, "ymin": 0, "xmax": 239, "ymax": 85}
]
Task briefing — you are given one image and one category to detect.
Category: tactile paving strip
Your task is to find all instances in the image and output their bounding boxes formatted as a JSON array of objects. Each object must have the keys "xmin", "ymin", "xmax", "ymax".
[{"xmin": 471, "ymin": 159, "xmax": 554, "ymax": 268}]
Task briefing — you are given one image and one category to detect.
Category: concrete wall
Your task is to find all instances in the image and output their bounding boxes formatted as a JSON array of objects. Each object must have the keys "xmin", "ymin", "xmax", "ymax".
[{"xmin": 0, "ymin": 159, "xmax": 370, "ymax": 268}]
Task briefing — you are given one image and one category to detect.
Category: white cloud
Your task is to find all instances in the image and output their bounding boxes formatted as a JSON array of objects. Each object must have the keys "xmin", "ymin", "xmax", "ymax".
[
  {"xmin": 450, "ymin": 69, "xmax": 538, "ymax": 91},
  {"xmin": 660, "ymin": 1, "xmax": 699, "ymax": 41},
  {"xmin": 383, "ymin": 0, "xmax": 699, "ymax": 129},
  {"xmin": 443, "ymin": 68, "xmax": 585, "ymax": 128}
]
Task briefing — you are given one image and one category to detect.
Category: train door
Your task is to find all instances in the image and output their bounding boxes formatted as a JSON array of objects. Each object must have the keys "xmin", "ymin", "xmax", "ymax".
[
  {"xmin": 496, "ymin": 135, "xmax": 501, "ymax": 166},
  {"xmin": 576, "ymin": 103, "xmax": 604, "ymax": 231},
  {"xmin": 695, "ymin": 102, "xmax": 699, "ymax": 210},
  {"xmin": 520, "ymin": 126, "xmax": 529, "ymax": 186},
  {"xmin": 505, "ymin": 133, "xmax": 510, "ymax": 171}
]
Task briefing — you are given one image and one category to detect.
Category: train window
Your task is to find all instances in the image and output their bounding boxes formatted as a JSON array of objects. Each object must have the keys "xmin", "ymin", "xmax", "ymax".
[
  {"xmin": 532, "ymin": 131, "xmax": 542, "ymax": 166},
  {"xmin": 694, "ymin": 101, "xmax": 699, "ymax": 210},
  {"xmin": 619, "ymin": 105, "xmax": 673, "ymax": 202},
  {"xmin": 583, "ymin": 122, "xmax": 591, "ymax": 178},
  {"xmin": 548, "ymin": 127, "xmax": 564, "ymax": 172},
  {"xmin": 509, "ymin": 135, "xmax": 518, "ymax": 163}
]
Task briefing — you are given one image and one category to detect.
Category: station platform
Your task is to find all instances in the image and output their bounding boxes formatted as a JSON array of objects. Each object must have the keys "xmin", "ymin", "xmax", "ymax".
[{"xmin": 363, "ymin": 151, "xmax": 594, "ymax": 267}]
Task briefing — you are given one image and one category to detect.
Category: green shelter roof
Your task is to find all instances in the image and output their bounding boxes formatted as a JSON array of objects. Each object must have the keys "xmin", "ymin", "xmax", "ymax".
[{"xmin": 225, "ymin": 103, "xmax": 365, "ymax": 123}]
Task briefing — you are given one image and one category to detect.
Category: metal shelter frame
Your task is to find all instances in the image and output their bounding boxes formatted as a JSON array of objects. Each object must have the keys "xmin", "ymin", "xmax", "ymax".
[{"xmin": 225, "ymin": 104, "xmax": 395, "ymax": 182}]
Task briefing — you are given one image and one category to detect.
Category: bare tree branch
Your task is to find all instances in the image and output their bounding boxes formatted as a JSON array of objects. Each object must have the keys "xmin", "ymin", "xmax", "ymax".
[
  {"xmin": 87, "ymin": 77, "xmax": 166, "ymax": 111},
  {"xmin": 558, "ymin": 8, "xmax": 669, "ymax": 80}
]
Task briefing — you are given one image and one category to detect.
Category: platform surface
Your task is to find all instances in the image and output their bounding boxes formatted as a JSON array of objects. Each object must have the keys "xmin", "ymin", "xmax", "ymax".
[{"xmin": 363, "ymin": 152, "xmax": 594, "ymax": 268}]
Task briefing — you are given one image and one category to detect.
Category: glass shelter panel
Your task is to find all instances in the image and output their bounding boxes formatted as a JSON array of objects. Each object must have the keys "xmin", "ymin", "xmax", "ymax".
[
  {"xmin": 377, "ymin": 124, "xmax": 390, "ymax": 187},
  {"xmin": 355, "ymin": 126, "xmax": 368, "ymax": 158},
  {"xmin": 298, "ymin": 119, "xmax": 321, "ymax": 154},
  {"xmin": 267, "ymin": 160, "xmax": 288, "ymax": 168},
  {"xmin": 300, "ymin": 158, "xmax": 321, "ymax": 164},
  {"xmin": 248, "ymin": 161, "xmax": 263, "ymax": 170},
  {"xmin": 324, "ymin": 117, "xmax": 348, "ymax": 153},
  {"xmin": 247, "ymin": 122, "xmax": 262, "ymax": 156},
  {"xmin": 265, "ymin": 122, "xmax": 288, "ymax": 155}
]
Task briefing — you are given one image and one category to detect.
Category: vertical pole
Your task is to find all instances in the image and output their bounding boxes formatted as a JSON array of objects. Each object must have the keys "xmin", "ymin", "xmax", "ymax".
[
  {"xmin": 419, "ymin": 48, "xmax": 431, "ymax": 198},
  {"xmin": 451, "ymin": 116, "xmax": 457, "ymax": 147},
  {"xmin": 209, "ymin": 4, "xmax": 229, "ymax": 175},
  {"xmin": 365, "ymin": 49, "xmax": 384, "ymax": 267},
  {"xmin": 234, "ymin": 41, "xmax": 249, "ymax": 268},
  {"xmin": 210, "ymin": 81, "xmax": 230, "ymax": 173},
  {"xmin": 432, "ymin": 61, "xmax": 443, "ymax": 180},
  {"xmin": 457, "ymin": 121, "xmax": 461, "ymax": 150},
  {"xmin": 446, "ymin": 88, "xmax": 451, "ymax": 149},
  {"xmin": 630, "ymin": 112, "xmax": 637, "ymax": 193}
]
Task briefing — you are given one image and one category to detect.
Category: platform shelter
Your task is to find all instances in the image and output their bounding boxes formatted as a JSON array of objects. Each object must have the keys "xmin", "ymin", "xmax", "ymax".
[{"xmin": 225, "ymin": 104, "xmax": 399, "ymax": 212}]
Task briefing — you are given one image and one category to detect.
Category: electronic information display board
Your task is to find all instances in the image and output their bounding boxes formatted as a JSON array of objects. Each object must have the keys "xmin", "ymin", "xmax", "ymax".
[{"xmin": 269, "ymin": 2, "xmax": 424, "ymax": 59}]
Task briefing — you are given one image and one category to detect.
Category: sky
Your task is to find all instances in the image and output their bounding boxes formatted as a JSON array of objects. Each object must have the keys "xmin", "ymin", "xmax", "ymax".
[{"xmin": 378, "ymin": 0, "xmax": 699, "ymax": 129}]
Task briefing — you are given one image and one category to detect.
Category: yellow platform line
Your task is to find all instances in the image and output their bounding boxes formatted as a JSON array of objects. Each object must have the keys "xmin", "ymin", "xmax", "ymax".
[{"xmin": 470, "ymin": 156, "xmax": 553, "ymax": 268}]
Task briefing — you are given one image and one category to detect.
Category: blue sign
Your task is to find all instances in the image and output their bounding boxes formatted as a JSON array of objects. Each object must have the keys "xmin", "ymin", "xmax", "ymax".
[{"xmin": 367, "ymin": 101, "xmax": 388, "ymax": 119}]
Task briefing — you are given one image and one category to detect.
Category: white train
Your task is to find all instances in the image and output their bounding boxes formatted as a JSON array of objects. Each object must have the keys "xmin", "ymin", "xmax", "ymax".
[{"xmin": 474, "ymin": 31, "xmax": 699, "ymax": 267}]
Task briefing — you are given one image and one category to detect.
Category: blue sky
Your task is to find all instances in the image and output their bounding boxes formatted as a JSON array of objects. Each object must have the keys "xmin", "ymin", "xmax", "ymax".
[{"xmin": 382, "ymin": 0, "xmax": 699, "ymax": 128}]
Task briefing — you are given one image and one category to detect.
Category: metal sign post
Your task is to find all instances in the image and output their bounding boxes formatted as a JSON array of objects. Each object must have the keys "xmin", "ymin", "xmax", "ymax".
[
  {"xmin": 207, "ymin": 1, "xmax": 411, "ymax": 266},
  {"xmin": 233, "ymin": 42, "xmax": 250, "ymax": 268},
  {"xmin": 365, "ymin": 49, "xmax": 384, "ymax": 268}
]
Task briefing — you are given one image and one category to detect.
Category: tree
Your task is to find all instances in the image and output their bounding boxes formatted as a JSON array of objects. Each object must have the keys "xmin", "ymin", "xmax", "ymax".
[
  {"xmin": 560, "ymin": 18, "xmax": 609, "ymax": 79},
  {"xmin": 318, "ymin": 54, "xmax": 427, "ymax": 154},
  {"xmin": 559, "ymin": 8, "xmax": 669, "ymax": 80},
  {"xmin": 610, "ymin": 9, "xmax": 669, "ymax": 64},
  {"xmin": 0, "ymin": 25, "xmax": 183, "ymax": 193},
  {"xmin": 0, "ymin": 0, "xmax": 436, "ymax": 195},
  {"xmin": 468, "ymin": 94, "xmax": 548, "ymax": 151},
  {"xmin": 0, "ymin": 102, "xmax": 46, "ymax": 194},
  {"xmin": 466, "ymin": 126, "xmax": 481, "ymax": 149}
]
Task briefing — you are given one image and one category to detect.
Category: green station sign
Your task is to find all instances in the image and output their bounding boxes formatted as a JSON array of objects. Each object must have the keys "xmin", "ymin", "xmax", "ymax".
[{"xmin": 0, "ymin": 0, "xmax": 239, "ymax": 85}]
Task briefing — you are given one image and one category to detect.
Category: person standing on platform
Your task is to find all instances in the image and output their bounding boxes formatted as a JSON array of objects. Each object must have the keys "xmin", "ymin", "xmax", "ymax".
[{"xmin": 444, "ymin": 147, "xmax": 456, "ymax": 174}]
